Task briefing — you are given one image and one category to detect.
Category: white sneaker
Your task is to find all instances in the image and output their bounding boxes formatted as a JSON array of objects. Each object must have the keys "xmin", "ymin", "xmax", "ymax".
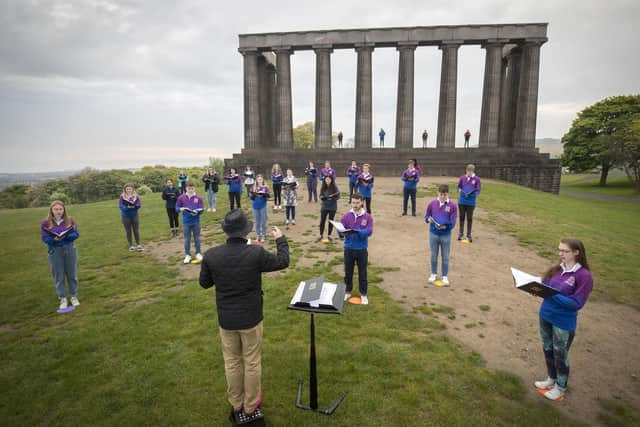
[
  {"xmin": 344, "ymin": 292, "xmax": 351, "ymax": 301},
  {"xmin": 543, "ymin": 384, "xmax": 566, "ymax": 401},
  {"xmin": 183, "ymin": 255, "xmax": 192, "ymax": 264},
  {"xmin": 428, "ymin": 274, "xmax": 437, "ymax": 283},
  {"xmin": 195, "ymin": 253, "xmax": 203, "ymax": 261},
  {"xmin": 534, "ymin": 377, "xmax": 556, "ymax": 389},
  {"xmin": 59, "ymin": 298, "xmax": 68, "ymax": 310},
  {"xmin": 360, "ymin": 295, "xmax": 369, "ymax": 305},
  {"xmin": 70, "ymin": 296, "xmax": 80, "ymax": 307},
  {"xmin": 442, "ymin": 276, "xmax": 450, "ymax": 286}
]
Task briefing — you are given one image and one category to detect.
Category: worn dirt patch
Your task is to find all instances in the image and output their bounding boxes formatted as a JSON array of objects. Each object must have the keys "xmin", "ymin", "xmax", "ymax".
[{"xmin": 146, "ymin": 177, "xmax": 640, "ymax": 426}]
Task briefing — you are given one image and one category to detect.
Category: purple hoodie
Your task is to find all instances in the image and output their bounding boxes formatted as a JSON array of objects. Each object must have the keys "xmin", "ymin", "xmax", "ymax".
[{"xmin": 540, "ymin": 264, "xmax": 593, "ymax": 331}]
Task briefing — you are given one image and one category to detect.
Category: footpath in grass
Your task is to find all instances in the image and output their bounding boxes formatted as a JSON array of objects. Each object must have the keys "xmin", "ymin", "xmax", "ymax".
[{"xmin": 0, "ymin": 189, "xmax": 580, "ymax": 426}]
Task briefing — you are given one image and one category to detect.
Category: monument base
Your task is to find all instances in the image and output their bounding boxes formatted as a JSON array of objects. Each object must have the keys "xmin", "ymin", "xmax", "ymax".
[{"xmin": 225, "ymin": 147, "xmax": 561, "ymax": 194}]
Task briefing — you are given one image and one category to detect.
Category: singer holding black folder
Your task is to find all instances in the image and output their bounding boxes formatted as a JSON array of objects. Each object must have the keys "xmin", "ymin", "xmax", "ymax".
[
  {"xmin": 118, "ymin": 183, "xmax": 143, "ymax": 252},
  {"xmin": 41, "ymin": 200, "xmax": 80, "ymax": 310},
  {"xmin": 534, "ymin": 238, "xmax": 593, "ymax": 401},
  {"xmin": 199, "ymin": 209, "xmax": 289, "ymax": 423},
  {"xmin": 317, "ymin": 175, "xmax": 340, "ymax": 243}
]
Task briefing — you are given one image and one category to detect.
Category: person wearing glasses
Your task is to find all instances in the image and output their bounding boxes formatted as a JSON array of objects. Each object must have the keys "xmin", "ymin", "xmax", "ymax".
[{"xmin": 534, "ymin": 238, "xmax": 593, "ymax": 401}]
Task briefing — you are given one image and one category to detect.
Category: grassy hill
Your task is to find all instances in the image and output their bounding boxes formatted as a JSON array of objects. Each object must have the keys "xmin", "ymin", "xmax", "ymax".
[{"xmin": 1, "ymin": 180, "xmax": 638, "ymax": 425}]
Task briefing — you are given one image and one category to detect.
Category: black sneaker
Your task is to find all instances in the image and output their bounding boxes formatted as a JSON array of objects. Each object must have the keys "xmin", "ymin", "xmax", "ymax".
[{"xmin": 402, "ymin": 212, "xmax": 407, "ymax": 216}]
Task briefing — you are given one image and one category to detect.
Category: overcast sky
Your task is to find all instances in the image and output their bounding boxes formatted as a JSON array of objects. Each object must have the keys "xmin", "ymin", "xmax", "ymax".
[{"xmin": 1, "ymin": 0, "xmax": 638, "ymax": 173}]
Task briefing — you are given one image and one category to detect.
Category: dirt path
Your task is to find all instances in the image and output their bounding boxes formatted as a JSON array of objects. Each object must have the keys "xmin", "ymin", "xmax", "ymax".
[
  {"xmin": 147, "ymin": 177, "xmax": 640, "ymax": 426},
  {"xmin": 559, "ymin": 188, "xmax": 640, "ymax": 204}
]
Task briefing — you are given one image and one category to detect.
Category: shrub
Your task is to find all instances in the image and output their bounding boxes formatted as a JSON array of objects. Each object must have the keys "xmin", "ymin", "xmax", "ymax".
[
  {"xmin": 49, "ymin": 191, "xmax": 71, "ymax": 205},
  {"xmin": 137, "ymin": 185, "xmax": 153, "ymax": 195}
]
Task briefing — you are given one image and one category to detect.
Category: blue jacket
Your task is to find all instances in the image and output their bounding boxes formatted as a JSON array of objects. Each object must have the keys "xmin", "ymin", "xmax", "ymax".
[
  {"xmin": 425, "ymin": 199, "xmax": 457, "ymax": 236},
  {"xmin": 40, "ymin": 219, "xmax": 79, "ymax": 247},
  {"xmin": 176, "ymin": 193, "xmax": 204, "ymax": 225},
  {"xmin": 457, "ymin": 174, "xmax": 481, "ymax": 206},
  {"xmin": 341, "ymin": 209, "xmax": 373, "ymax": 250},
  {"xmin": 250, "ymin": 185, "xmax": 270, "ymax": 210},
  {"xmin": 119, "ymin": 195, "xmax": 141, "ymax": 218},
  {"xmin": 401, "ymin": 168, "xmax": 420, "ymax": 190}
]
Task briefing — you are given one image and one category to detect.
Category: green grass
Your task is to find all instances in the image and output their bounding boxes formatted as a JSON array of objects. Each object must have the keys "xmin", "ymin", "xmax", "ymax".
[
  {"xmin": 0, "ymin": 189, "xmax": 583, "ymax": 426},
  {"xmin": 480, "ymin": 180, "xmax": 640, "ymax": 307},
  {"xmin": 561, "ymin": 173, "xmax": 640, "ymax": 199}
]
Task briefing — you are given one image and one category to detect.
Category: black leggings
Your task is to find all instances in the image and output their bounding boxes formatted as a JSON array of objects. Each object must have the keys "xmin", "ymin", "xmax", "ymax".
[
  {"xmin": 229, "ymin": 191, "xmax": 241, "ymax": 210},
  {"xmin": 365, "ymin": 197, "xmax": 371, "ymax": 214},
  {"xmin": 273, "ymin": 184, "xmax": 282, "ymax": 206},
  {"xmin": 166, "ymin": 208, "xmax": 179, "ymax": 228},
  {"xmin": 459, "ymin": 204, "xmax": 475, "ymax": 237},
  {"xmin": 319, "ymin": 209, "xmax": 336, "ymax": 236},
  {"xmin": 122, "ymin": 215, "xmax": 140, "ymax": 246},
  {"xmin": 307, "ymin": 180, "xmax": 317, "ymax": 202}
]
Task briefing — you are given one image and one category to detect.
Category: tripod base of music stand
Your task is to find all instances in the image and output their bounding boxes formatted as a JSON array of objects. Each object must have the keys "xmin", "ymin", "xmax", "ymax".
[{"xmin": 295, "ymin": 380, "xmax": 347, "ymax": 415}]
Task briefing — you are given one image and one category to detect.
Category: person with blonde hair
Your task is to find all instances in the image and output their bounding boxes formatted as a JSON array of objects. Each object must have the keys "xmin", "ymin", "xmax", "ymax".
[
  {"xmin": 119, "ymin": 183, "xmax": 143, "ymax": 251},
  {"xmin": 270, "ymin": 163, "xmax": 284, "ymax": 210},
  {"xmin": 40, "ymin": 200, "xmax": 80, "ymax": 310}
]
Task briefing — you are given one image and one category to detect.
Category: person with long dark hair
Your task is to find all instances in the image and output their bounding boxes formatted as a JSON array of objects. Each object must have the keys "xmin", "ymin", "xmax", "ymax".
[
  {"xmin": 162, "ymin": 179, "xmax": 181, "ymax": 236},
  {"xmin": 225, "ymin": 168, "xmax": 243, "ymax": 210},
  {"xmin": 534, "ymin": 238, "xmax": 593, "ymax": 401},
  {"xmin": 317, "ymin": 175, "xmax": 340, "ymax": 243},
  {"xmin": 271, "ymin": 163, "xmax": 284, "ymax": 210},
  {"xmin": 304, "ymin": 161, "xmax": 318, "ymax": 202}
]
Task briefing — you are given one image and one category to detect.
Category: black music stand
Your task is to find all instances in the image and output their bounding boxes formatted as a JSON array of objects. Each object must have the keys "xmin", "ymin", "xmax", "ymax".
[{"xmin": 288, "ymin": 276, "xmax": 347, "ymax": 415}]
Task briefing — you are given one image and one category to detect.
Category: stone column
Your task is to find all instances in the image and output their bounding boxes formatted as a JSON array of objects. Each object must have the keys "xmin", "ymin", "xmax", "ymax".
[
  {"xmin": 499, "ymin": 47, "xmax": 522, "ymax": 147},
  {"xmin": 436, "ymin": 42, "xmax": 460, "ymax": 148},
  {"xmin": 355, "ymin": 44, "xmax": 373, "ymax": 149},
  {"xmin": 314, "ymin": 46, "xmax": 333, "ymax": 149},
  {"xmin": 514, "ymin": 39, "xmax": 545, "ymax": 149},
  {"xmin": 258, "ymin": 56, "xmax": 272, "ymax": 148},
  {"xmin": 479, "ymin": 41, "xmax": 504, "ymax": 148},
  {"xmin": 395, "ymin": 43, "xmax": 417, "ymax": 149},
  {"xmin": 274, "ymin": 48, "xmax": 294, "ymax": 150},
  {"xmin": 240, "ymin": 49, "xmax": 260, "ymax": 150},
  {"xmin": 267, "ymin": 63, "xmax": 278, "ymax": 148}
]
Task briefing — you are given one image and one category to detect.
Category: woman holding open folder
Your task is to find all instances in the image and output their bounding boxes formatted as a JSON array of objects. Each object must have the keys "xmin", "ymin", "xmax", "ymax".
[
  {"xmin": 534, "ymin": 238, "xmax": 593, "ymax": 401},
  {"xmin": 41, "ymin": 200, "xmax": 80, "ymax": 310},
  {"xmin": 119, "ymin": 183, "xmax": 143, "ymax": 252}
]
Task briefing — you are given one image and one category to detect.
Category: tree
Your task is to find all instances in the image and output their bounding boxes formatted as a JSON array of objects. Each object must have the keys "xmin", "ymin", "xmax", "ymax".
[
  {"xmin": 561, "ymin": 95, "xmax": 640, "ymax": 186},
  {"xmin": 293, "ymin": 122, "xmax": 314, "ymax": 149},
  {"xmin": 621, "ymin": 115, "xmax": 640, "ymax": 191}
]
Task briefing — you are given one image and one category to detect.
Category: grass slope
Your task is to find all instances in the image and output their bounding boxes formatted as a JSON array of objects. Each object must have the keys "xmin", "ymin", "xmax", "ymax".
[{"xmin": 0, "ymin": 185, "xmax": 607, "ymax": 426}]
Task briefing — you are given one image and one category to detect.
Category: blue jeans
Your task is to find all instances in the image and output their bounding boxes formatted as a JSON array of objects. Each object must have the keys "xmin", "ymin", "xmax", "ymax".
[
  {"xmin": 344, "ymin": 249, "xmax": 368, "ymax": 295},
  {"xmin": 206, "ymin": 189, "xmax": 217, "ymax": 210},
  {"xmin": 539, "ymin": 317, "xmax": 575, "ymax": 388},
  {"xmin": 183, "ymin": 222, "xmax": 201, "ymax": 255},
  {"xmin": 47, "ymin": 244, "xmax": 79, "ymax": 298},
  {"xmin": 253, "ymin": 207, "xmax": 268, "ymax": 238},
  {"xmin": 429, "ymin": 232, "xmax": 451, "ymax": 276}
]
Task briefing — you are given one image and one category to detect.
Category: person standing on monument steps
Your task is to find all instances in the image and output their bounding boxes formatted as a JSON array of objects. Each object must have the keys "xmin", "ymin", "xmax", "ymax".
[
  {"xmin": 378, "ymin": 128, "xmax": 386, "ymax": 148},
  {"xmin": 464, "ymin": 129, "xmax": 471, "ymax": 149},
  {"xmin": 457, "ymin": 163, "xmax": 481, "ymax": 242},
  {"xmin": 422, "ymin": 129, "xmax": 429, "ymax": 148},
  {"xmin": 199, "ymin": 210, "xmax": 289, "ymax": 423},
  {"xmin": 534, "ymin": 238, "xmax": 593, "ymax": 402},
  {"xmin": 337, "ymin": 131, "xmax": 343, "ymax": 148}
]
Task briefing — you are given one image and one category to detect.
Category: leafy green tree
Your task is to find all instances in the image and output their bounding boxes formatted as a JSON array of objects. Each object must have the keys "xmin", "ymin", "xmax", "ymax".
[
  {"xmin": 0, "ymin": 185, "xmax": 30, "ymax": 209},
  {"xmin": 293, "ymin": 122, "xmax": 314, "ymax": 149},
  {"xmin": 621, "ymin": 115, "xmax": 640, "ymax": 191},
  {"xmin": 562, "ymin": 95, "xmax": 640, "ymax": 186}
]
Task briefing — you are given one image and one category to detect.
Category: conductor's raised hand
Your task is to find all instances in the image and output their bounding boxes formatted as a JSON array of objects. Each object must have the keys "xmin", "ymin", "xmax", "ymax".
[{"xmin": 271, "ymin": 226, "xmax": 283, "ymax": 239}]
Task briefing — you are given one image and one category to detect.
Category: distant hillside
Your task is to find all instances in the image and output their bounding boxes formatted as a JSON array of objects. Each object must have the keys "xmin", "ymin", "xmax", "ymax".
[
  {"xmin": 536, "ymin": 138, "xmax": 562, "ymax": 158},
  {"xmin": 0, "ymin": 170, "xmax": 80, "ymax": 190}
]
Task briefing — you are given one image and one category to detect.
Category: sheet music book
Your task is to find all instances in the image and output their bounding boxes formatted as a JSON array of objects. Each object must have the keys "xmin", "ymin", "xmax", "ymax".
[
  {"xmin": 183, "ymin": 207, "xmax": 204, "ymax": 214},
  {"xmin": 511, "ymin": 267, "xmax": 559, "ymax": 298},
  {"xmin": 427, "ymin": 216, "xmax": 442, "ymax": 228},
  {"xmin": 44, "ymin": 227, "xmax": 74, "ymax": 238},
  {"xmin": 123, "ymin": 198, "xmax": 138, "ymax": 207},
  {"xmin": 329, "ymin": 220, "xmax": 351, "ymax": 233},
  {"xmin": 288, "ymin": 276, "xmax": 346, "ymax": 314}
]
